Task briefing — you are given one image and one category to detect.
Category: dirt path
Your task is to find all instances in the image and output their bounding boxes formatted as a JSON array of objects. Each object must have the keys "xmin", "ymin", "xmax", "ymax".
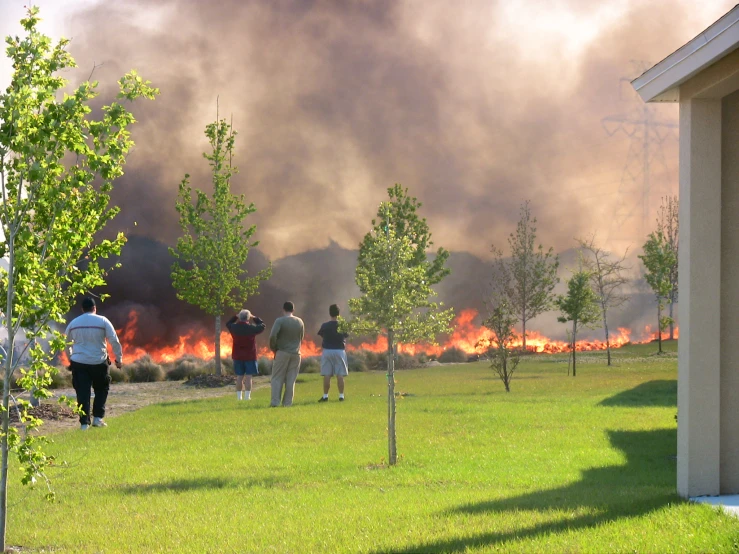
[{"xmin": 27, "ymin": 375, "xmax": 272, "ymax": 434}]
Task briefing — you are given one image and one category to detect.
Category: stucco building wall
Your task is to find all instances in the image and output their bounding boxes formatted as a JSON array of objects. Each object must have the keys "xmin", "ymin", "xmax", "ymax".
[
  {"xmin": 635, "ymin": 4, "xmax": 739, "ymax": 499},
  {"xmin": 677, "ymin": 97, "xmax": 722, "ymax": 497},
  {"xmin": 721, "ymin": 88, "xmax": 739, "ymax": 494}
]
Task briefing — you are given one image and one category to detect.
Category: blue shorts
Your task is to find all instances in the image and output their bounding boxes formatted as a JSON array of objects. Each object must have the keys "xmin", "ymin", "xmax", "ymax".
[{"xmin": 233, "ymin": 360, "xmax": 258, "ymax": 376}]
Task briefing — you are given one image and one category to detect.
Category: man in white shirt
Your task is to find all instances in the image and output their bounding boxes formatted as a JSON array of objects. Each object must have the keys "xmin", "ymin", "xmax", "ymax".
[{"xmin": 65, "ymin": 297, "xmax": 123, "ymax": 430}]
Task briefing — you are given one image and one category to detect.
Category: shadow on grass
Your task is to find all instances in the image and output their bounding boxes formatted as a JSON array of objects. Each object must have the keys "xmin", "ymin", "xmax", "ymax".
[
  {"xmin": 480, "ymin": 375, "xmax": 545, "ymax": 381},
  {"xmin": 119, "ymin": 477, "xmax": 237, "ymax": 494},
  {"xmin": 598, "ymin": 380, "xmax": 676, "ymax": 407},
  {"xmin": 374, "ymin": 428, "xmax": 680, "ymax": 553},
  {"xmin": 119, "ymin": 475, "xmax": 288, "ymax": 495},
  {"xmin": 151, "ymin": 400, "xmax": 265, "ymax": 415}
]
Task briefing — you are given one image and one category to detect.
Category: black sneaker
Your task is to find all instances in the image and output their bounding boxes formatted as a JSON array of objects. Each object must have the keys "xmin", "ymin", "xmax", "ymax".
[
  {"xmin": 339, "ymin": 396, "xmax": 345, "ymax": 402},
  {"xmin": 318, "ymin": 397, "xmax": 328, "ymax": 402}
]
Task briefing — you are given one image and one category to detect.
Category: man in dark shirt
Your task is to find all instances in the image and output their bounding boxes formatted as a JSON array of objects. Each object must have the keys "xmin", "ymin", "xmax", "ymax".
[
  {"xmin": 226, "ymin": 309, "xmax": 266, "ymax": 400},
  {"xmin": 317, "ymin": 304, "xmax": 349, "ymax": 402}
]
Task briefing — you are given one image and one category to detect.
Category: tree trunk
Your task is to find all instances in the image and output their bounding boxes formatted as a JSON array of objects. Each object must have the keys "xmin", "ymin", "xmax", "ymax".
[
  {"xmin": 387, "ymin": 330, "xmax": 397, "ymax": 466},
  {"xmin": 503, "ymin": 356, "xmax": 510, "ymax": 392},
  {"xmin": 603, "ymin": 314, "xmax": 612, "ymax": 367},
  {"xmin": 657, "ymin": 301, "xmax": 663, "ymax": 354},
  {"xmin": 214, "ymin": 316, "xmax": 222, "ymax": 376},
  {"xmin": 0, "ymin": 352, "xmax": 13, "ymax": 552},
  {"xmin": 30, "ymin": 346, "xmax": 39, "ymax": 407},
  {"xmin": 567, "ymin": 344, "xmax": 572, "ymax": 377},
  {"xmin": 30, "ymin": 384, "xmax": 39, "ymax": 407},
  {"xmin": 522, "ymin": 309, "xmax": 527, "ymax": 352},
  {"xmin": 1, "ymin": 243, "xmax": 16, "ymax": 551},
  {"xmin": 572, "ymin": 322, "xmax": 577, "ymax": 377},
  {"xmin": 668, "ymin": 294, "xmax": 675, "ymax": 340},
  {"xmin": 0, "ymin": 366, "xmax": 10, "ymax": 553}
]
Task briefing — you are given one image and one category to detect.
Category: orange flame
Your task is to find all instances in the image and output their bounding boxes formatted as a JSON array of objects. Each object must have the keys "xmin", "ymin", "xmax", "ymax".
[
  {"xmin": 104, "ymin": 310, "xmax": 322, "ymax": 364},
  {"xmin": 58, "ymin": 308, "xmax": 677, "ymax": 365},
  {"xmin": 342, "ymin": 309, "xmax": 675, "ymax": 356}
]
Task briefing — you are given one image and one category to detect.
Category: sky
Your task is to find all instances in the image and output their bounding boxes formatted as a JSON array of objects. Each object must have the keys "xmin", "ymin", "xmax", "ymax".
[
  {"xmin": 0, "ymin": 0, "xmax": 735, "ymax": 341},
  {"xmin": 1, "ymin": 0, "xmax": 734, "ymax": 261}
]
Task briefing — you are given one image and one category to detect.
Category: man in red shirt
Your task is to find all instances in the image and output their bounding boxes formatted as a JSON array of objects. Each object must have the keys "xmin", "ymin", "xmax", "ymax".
[{"xmin": 226, "ymin": 309, "xmax": 266, "ymax": 400}]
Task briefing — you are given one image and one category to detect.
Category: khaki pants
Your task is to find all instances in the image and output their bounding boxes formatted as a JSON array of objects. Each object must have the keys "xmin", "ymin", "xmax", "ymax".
[{"xmin": 271, "ymin": 351, "xmax": 301, "ymax": 407}]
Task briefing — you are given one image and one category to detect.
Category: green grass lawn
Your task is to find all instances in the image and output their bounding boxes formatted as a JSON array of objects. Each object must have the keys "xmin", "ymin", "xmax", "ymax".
[{"xmin": 9, "ymin": 341, "xmax": 739, "ymax": 552}]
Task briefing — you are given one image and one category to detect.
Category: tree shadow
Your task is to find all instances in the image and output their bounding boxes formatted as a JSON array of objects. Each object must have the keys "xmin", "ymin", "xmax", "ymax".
[
  {"xmin": 150, "ymin": 401, "xmax": 262, "ymax": 416},
  {"xmin": 118, "ymin": 475, "xmax": 285, "ymax": 495},
  {"xmin": 373, "ymin": 428, "xmax": 679, "ymax": 553},
  {"xmin": 598, "ymin": 380, "xmax": 676, "ymax": 407}
]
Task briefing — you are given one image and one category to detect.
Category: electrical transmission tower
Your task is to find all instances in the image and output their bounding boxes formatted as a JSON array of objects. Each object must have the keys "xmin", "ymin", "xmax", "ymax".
[{"xmin": 602, "ymin": 61, "xmax": 678, "ymax": 250}]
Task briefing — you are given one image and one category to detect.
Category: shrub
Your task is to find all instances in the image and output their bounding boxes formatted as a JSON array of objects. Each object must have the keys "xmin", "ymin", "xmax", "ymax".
[
  {"xmin": 203, "ymin": 357, "xmax": 234, "ymax": 375},
  {"xmin": 361, "ymin": 351, "xmax": 386, "ymax": 370},
  {"xmin": 109, "ymin": 367, "xmax": 128, "ymax": 383},
  {"xmin": 0, "ymin": 370, "xmax": 21, "ymax": 391},
  {"xmin": 11, "ymin": 367, "xmax": 72, "ymax": 390},
  {"xmin": 301, "ymin": 357, "xmax": 320, "ymax": 374},
  {"xmin": 49, "ymin": 369, "xmax": 72, "ymax": 389},
  {"xmin": 347, "ymin": 354, "xmax": 367, "ymax": 373},
  {"xmin": 11, "ymin": 370, "xmax": 23, "ymax": 391},
  {"xmin": 222, "ymin": 358, "xmax": 234, "ymax": 374},
  {"xmin": 167, "ymin": 355, "xmax": 207, "ymax": 381},
  {"xmin": 126, "ymin": 355, "xmax": 165, "ymax": 382},
  {"xmin": 438, "ymin": 347, "xmax": 467, "ymax": 364},
  {"xmin": 8, "ymin": 372, "xmax": 15, "ymax": 389},
  {"xmin": 347, "ymin": 350, "xmax": 426, "ymax": 370},
  {"xmin": 257, "ymin": 356, "xmax": 273, "ymax": 375},
  {"xmin": 395, "ymin": 352, "xmax": 421, "ymax": 370}
]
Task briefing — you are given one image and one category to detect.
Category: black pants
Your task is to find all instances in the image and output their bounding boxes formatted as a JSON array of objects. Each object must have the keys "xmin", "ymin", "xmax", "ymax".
[{"xmin": 70, "ymin": 361, "xmax": 111, "ymax": 425}]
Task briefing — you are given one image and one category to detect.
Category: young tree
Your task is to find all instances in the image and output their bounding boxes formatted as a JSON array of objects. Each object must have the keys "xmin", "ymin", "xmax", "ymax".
[
  {"xmin": 577, "ymin": 236, "xmax": 630, "ymax": 366},
  {"xmin": 656, "ymin": 196, "xmax": 679, "ymax": 340},
  {"xmin": 482, "ymin": 250, "xmax": 521, "ymax": 391},
  {"xmin": 483, "ymin": 296, "xmax": 521, "ymax": 392},
  {"xmin": 638, "ymin": 230, "xmax": 676, "ymax": 354},
  {"xmin": 346, "ymin": 185, "xmax": 454, "ymax": 465},
  {"xmin": 493, "ymin": 201, "xmax": 559, "ymax": 352},
  {"xmin": 170, "ymin": 114, "xmax": 271, "ymax": 376},
  {"xmin": 556, "ymin": 270, "xmax": 600, "ymax": 377},
  {"xmin": 0, "ymin": 8, "xmax": 157, "ymax": 550}
]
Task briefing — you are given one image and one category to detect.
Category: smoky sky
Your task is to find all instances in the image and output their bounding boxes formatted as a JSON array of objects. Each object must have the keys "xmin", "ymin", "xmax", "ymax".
[
  {"xmin": 59, "ymin": 0, "xmax": 730, "ymax": 258},
  {"xmin": 47, "ymin": 0, "xmax": 727, "ymax": 341}
]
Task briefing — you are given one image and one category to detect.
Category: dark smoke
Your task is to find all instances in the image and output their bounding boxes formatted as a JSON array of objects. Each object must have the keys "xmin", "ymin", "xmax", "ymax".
[
  {"xmin": 85, "ymin": 235, "xmax": 661, "ymax": 346},
  {"xmin": 89, "ymin": 235, "xmax": 285, "ymax": 346},
  {"xmin": 61, "ymin": 0, "xmax": 724, "ymax": 256},
  {"xmin": 54, "ymin": 0, "xmax": 731, "ymax": 342}
]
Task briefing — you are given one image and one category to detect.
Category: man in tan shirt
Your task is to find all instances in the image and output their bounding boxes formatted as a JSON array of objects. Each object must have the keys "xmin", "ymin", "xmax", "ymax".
[{"xmin": 268, "ymin": 301, "xmax": 305, "ymax": 407}]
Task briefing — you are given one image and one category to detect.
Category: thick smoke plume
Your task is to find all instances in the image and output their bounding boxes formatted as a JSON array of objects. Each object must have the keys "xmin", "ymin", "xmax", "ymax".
[{"xmin": 49, "ymin": 0, "xmax": 731, "ymax": 341}]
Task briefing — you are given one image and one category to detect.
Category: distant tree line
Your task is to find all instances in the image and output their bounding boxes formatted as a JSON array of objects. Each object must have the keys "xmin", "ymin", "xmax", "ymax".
[{"xmin": 483, "ymin": 195, "xmax": 678, "ymax": 390}]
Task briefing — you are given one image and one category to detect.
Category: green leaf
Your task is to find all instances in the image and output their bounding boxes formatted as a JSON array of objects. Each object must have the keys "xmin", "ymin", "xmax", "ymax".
[
  {"xmin": 170, "ymin": 115, "xmax": 271, "ymax": 322},
  {"xmin": 0, "ymin": 5, "xmax": 157, "ymax": 511}
]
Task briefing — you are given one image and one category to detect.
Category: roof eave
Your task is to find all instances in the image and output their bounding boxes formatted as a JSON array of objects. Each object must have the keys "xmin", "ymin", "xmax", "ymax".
[{"xmin": 631, "ymin": 5, "xmax": 739, "ymax": 103}]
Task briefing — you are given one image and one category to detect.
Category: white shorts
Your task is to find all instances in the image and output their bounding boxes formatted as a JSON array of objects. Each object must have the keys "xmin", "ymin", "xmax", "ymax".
[{"xmin": 320, "ymin": 350, "xmax": 348, "ymax": 377}]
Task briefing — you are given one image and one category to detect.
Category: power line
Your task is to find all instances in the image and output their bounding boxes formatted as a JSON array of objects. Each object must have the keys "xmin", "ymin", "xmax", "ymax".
[{"xmin": 602, "ymin": 61, "xmax": 678, "ymax": 249}]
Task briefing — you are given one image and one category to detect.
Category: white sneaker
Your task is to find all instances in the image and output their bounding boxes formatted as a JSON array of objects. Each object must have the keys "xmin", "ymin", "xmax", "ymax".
[
  {"xmin": 80, "ymin": 424, "xmax": 89, "ymax": 431},
  {"xmin": 92, "ymin": 417, "xmax": 107, "ymax": 428}
]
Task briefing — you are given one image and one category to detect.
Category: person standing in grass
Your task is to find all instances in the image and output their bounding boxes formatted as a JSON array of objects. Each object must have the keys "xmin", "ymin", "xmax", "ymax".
[
  {"xmin": 65, "ymin": 296, "xmax": 123, "ymax": 430},
  {"xmin": 318, "ymin": 304, "xmax": 349, "ymax": 402},
  {"xmin": 268, "ymin": 301, "xmax": 304, "ymax": 407},
  {"xmin": 226, "ymin": 309, "xmax": 266, "ymax": 400}
]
